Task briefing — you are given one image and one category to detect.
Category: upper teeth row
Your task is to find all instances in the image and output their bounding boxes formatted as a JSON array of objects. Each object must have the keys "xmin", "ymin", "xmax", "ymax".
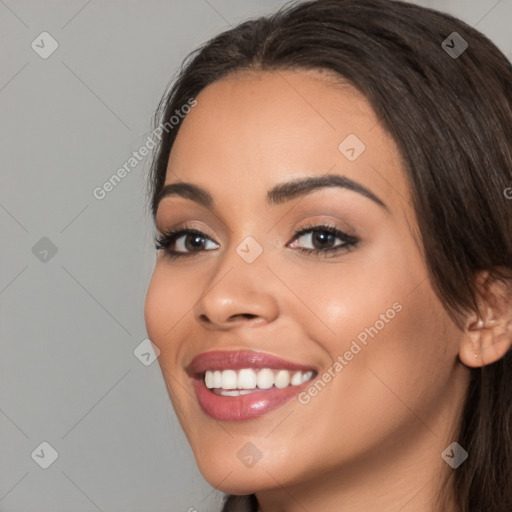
[{"xmin": 204, "ymin": 368, "xmax": 314, "ymax": 390}]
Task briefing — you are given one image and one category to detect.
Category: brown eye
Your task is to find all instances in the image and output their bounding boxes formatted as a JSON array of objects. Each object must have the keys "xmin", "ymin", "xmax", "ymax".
[
  {"xmin": 155, "ymin": 228, "xmax": 219, "ymax": 258},
  {"xmin": 288, "ymin": 223, "xmax": 359, "ymax": 256},
  {"xmin": 297, "ymin": 230, "xmax": 338, "ymax": 250},
  {"xmin": 181, "ymin": 233, "xmax": 209, "ymax": 252}
]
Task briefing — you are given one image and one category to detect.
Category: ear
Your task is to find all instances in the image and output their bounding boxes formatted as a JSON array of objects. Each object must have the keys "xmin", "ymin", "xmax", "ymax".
[{"xmin": 459, "ymin": 270, "xmax": 512, "ymax": 368}]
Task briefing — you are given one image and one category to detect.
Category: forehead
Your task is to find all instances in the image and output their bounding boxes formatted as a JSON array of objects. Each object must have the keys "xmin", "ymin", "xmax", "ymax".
[{"xmin": 164, "ymin": 69, "xmax": 410, "ymax": 213}]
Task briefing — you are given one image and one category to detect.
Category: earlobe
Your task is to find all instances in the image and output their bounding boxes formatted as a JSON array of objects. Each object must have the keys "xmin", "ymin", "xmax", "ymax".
[
  {"xmin": 458, "ymin": 272, "xmax": 512, "ymax": 368},
  {"xmin": 459, "ymin": 316, "xmax": 507, "ymax": 368}
]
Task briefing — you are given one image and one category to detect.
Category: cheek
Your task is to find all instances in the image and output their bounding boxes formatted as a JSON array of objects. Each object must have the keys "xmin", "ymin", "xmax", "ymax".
[
  {"xmin": 144, "ymin": 266, "xmax": 190, "ymax": 389},
  {"xmin": 289, "ymin": 230, "xmax": 439, "ymax": 357},
  {"xmin": 144, "ymin": 267, "xmax": 195, "ymax": 420},
  {"xmin": 144, "ymin": 263, "xmax": 200, "ymax": 348},
  {"xmin": 284, "ymin": 241, "xmax": 455, "ymax": 433},
  {"xmin": 144, "ymin": 269, "xmax": 169, "ymax": 347},
  {"xmin": 280, "ymin": 247, "xmax": 413, "ymax": 348}
]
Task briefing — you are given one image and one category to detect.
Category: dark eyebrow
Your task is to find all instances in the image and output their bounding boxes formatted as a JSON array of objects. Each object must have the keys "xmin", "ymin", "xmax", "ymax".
[
  {"xmin": 157, "ymin": 181, "xmax": 214, "ymax": 209},
  {"xmin": 156, "ymin": 174, "xmax": 388, "ymax": 212},
  {"xmin": 267, "ymin": 174, "xmax": 387, "ymax": 209}
]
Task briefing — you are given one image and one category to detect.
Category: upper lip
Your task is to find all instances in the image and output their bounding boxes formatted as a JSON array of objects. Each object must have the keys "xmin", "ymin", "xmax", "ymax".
[{"xmin": 186, "ymin": 350, "xmax": 318, "ymax": 377}]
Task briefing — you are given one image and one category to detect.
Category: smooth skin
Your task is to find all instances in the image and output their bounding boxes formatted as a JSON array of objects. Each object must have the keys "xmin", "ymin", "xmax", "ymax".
[{"xmin": 144, "ymin": 69, "xmax": 512, "ymax": 512}]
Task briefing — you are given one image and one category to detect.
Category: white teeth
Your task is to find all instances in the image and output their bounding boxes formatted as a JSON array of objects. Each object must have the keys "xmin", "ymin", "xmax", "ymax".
[
  {"xmin": 274, "ymin": 369, "xmax": 290, "ymax": 389},
  {"xmin": 204, "ymin": 368, "xmax": 315, "ymax": 391},
  {"xmin": 257, "ymin": 368, "xmax": 274, "ymax": 389},
  {"xmin": 290, "ymin": 371, "xmax": 303, "ymax": 386},
  {"xmin": 205, "ymin": 371, "xmax": 214, "ymax": 388},
  {"xmin": 212, "ymin": 370, "xmax": 222, "ymax": 388},
  {"xmin": 237, "ymin": 369, "xmax": 257, "ymax": 389},
  {"xmin": 221, "ymin": 369, "xmax": 238, "ymax": 389},
  {"xmin": 302, "ymin": 370, "xmax": 314, "ymax": 382},
  {"xmin": 216, "ymin": 389, "xmax": 254, "ymax": 396}
]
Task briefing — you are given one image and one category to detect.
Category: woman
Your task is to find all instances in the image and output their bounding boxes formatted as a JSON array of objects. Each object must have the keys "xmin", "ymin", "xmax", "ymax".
[{"xmin": 144, "ymin": 0, "xmax": 512, "ymax": 510}]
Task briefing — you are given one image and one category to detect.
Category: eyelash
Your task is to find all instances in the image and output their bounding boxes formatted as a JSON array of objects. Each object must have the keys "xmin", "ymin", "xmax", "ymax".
[{"xmin": 154, "ymin": 222, "xmax": 359, "ymax": 260}]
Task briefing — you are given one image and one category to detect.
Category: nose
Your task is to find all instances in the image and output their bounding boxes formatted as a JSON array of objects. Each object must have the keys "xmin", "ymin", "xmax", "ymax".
[{"xmin": 193, "ymin": 257, "xmax": 280, "ymax": 330}]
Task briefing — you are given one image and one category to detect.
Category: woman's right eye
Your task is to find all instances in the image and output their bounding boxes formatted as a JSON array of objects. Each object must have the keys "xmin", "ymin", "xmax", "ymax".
[{"xmin": 155, "ymin": 228, "xmax": 220, "ymax": 259}]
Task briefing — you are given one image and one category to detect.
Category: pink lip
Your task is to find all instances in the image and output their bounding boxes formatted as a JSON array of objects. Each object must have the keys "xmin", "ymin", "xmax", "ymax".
[
  {"xmin": 186, "ymin": 350, "xmax": 316, "ymax": 375},
  {"xmin": 186, "ymin": 350, "xmax": 318, "ymax": 422}
]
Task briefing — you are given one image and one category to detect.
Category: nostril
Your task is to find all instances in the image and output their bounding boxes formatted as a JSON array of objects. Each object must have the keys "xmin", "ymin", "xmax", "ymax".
[
  {"xmin": 198, "ymin": 312, "xmax": 263, "ymax": 326},
  {"xmin": 226, "ymin": 313, "xmax": 258, "ymax": 322}
]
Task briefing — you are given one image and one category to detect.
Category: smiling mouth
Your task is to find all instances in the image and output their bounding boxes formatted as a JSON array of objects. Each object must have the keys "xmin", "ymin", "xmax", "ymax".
[
  {"xmin": 203, "ymin": 368, "xmax": 316, "ymax": 396},
  {"xmin": 187, "ymin": 349, "xmax": 319, "ymax": 420}
]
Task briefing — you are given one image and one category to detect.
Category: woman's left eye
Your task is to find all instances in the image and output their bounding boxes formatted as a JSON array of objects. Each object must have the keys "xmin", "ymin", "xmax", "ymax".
[{"xmin": 288, "ymin": 224, "xmax": 359, "ymax": 256}]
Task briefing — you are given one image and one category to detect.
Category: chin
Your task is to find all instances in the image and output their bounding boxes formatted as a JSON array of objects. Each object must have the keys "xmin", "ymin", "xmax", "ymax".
[{"xmin": 198, "ymin": 464, "xmax": 271, "ymax": 495}]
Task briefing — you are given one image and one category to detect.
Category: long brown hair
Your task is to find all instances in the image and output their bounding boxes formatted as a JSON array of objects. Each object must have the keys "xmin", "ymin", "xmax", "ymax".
[{"xmin": 146, "ymin": 1, "xmax": 512, "ymax": 510}]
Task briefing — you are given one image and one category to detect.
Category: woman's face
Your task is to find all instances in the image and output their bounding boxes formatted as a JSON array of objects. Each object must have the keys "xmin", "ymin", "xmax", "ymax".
[{"xmin": 144, "ymin": 69, "xmax": 470, "ymax": 500}]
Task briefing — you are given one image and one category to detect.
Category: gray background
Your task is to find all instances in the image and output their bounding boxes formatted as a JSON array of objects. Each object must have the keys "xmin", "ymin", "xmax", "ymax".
[{"xmin": 1, "ymin": 1, "xmax": 511, "ymax": 511}]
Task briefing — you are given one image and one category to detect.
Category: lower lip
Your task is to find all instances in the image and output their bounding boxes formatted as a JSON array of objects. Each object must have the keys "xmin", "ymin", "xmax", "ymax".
[{"xmin": 192, "ymin": 376, "xmax": 312, "ymax": 421}]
